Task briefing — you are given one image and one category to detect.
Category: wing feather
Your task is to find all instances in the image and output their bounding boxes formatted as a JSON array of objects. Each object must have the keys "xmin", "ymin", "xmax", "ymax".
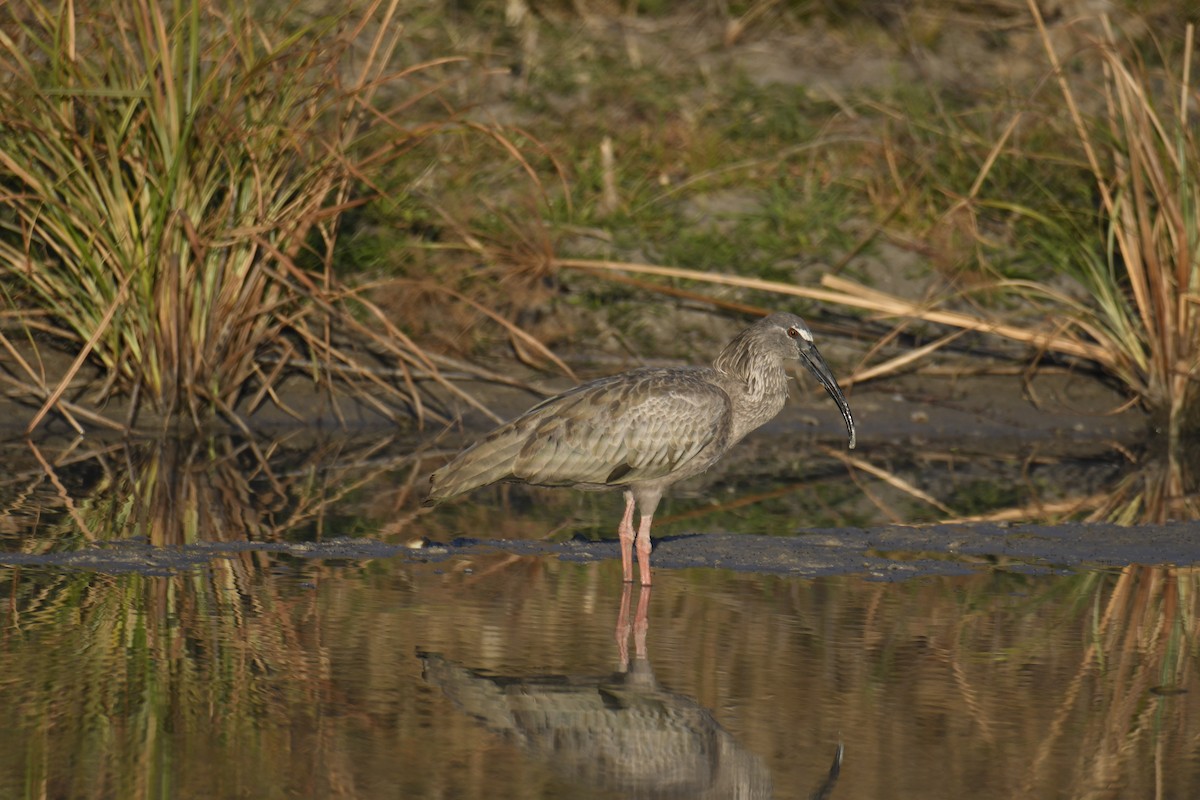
[
  {"xmin": 513, "ymin": 368, "xmax": 731, "ymax": 487},
  {"xmin": 427, "ymin": 367, "xmax": 732, "ymax": 502}
]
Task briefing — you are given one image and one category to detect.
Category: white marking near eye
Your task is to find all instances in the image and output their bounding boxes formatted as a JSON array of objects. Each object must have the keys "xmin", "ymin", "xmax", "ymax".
[{"xmin": 791, "ymin": 326, "xmax": 813, "ymax": 342}]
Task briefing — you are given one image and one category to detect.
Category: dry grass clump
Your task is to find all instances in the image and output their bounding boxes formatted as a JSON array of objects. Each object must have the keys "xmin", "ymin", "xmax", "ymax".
[
  {"xmin": 0, "ymin": 0, "xmax": 511, "ymax": 433},
  {"xmin": 996, "ymin": 5, "xmax": 1200, "ymax": 442}
]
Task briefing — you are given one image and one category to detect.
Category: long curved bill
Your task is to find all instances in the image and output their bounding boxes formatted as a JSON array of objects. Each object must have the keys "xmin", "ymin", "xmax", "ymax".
[{"xmin": 799, "ymin": 345, "xmax": 856, "ymax": 450}]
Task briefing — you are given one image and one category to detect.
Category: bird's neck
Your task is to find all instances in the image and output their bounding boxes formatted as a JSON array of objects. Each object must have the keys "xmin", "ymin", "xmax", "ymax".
[{"xmin": 712, "ymin": 338, "xmax": 790, "ymax": 443}]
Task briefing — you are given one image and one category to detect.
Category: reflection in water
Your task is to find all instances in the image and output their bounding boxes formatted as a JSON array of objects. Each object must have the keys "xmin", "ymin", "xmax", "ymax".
[
  {"xmin": 1, "ymin": 433, "xmax": 431, "ymax": 550},
  {"xmin": 420, "ymin": 584, "xmax": 778, "ymax": 798},
  {"xmin": 1, "ymin": 542, "xmax": 1199, "ymax": 797},
  {"xmin": 1, "ymin": 434, "xmax": 1200, "ymax": 797},
  {"xmin": 1085, "ymin": 441, "xmax": 1200, "ymax": 523},
  {"xmin": 1, "ymin": 545, "xmax": 329, "ymax": 797},
  {"xmin": 811, "ymin": 744, "xmax": 843, "ymax": 800},
  {"xmin": 1022, "ymin": 563, "xmax": 1199, "ymax": 796},
  {"xmin": 420, "ymin": 584, "xmax": 847, "ymax": 798},
  {"xmin": 0, "ymin": 434, "xmax": 434, "ymax": 798}
]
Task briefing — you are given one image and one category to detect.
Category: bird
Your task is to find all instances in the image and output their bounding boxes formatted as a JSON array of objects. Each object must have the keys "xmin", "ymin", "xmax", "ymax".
[{"xmin": 424, "ymin": 312, "xmax": 856, "ymax": 585}]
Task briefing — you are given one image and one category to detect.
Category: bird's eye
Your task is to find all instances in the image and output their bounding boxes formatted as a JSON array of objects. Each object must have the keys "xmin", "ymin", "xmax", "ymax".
[{"xmin": 787, "ymin": 327, "xmax": 800, "ymax": 339}]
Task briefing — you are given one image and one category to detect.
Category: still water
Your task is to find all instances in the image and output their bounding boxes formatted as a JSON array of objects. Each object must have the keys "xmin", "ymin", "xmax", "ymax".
[{"xmin": 1, "ymin": 434, "xmax": 1198, "ymax": 798}]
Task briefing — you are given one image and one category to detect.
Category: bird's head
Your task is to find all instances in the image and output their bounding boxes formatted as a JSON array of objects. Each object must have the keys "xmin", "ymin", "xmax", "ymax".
[{"xmin": 761, "ymin": 313, "xmax": 856, "ymax": 449}]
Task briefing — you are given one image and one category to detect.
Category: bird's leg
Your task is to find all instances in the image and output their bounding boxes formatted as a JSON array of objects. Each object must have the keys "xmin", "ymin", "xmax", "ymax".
[
  {"xmin": 618, "ymin": 490, "xmax": 637, "ymax": 583},
  {"xmin": 628, "ymin": 490, "xmax": 662, "ymax": 586},
  {"xmin": 635, "ymin": 513, "xmax": 654, "ymax": 586}
]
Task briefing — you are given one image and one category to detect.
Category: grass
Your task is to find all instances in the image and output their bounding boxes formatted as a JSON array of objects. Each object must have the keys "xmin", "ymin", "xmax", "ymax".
[
  {"xmin": 1020, "ymin": 9, "xmax": 1200, "ymax": 442},
  {"xmin": 877, "ymin": 8, "xmax": 1200, "ymax": 442},
  {"xmin": 867, "ymin": 4, "xmax": 1200, "ymax": 446},
  {"xmin": 0, "ymin": 0, "xmax": 530, "ymax": 434},
  {"xmin": 537, "ymin": 4, "xmax": 1200, "ymax": 445}
]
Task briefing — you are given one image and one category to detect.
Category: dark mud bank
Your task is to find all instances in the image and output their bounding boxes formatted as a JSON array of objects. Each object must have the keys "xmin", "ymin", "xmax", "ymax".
[{"xmin": 5, "ymin": 520, "xmax": 1198, "ymax": 579}]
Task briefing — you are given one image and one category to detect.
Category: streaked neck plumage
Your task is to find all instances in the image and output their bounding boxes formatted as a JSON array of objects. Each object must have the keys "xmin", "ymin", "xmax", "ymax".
[{"xmin": 712, "ymin": 328, "xmax": 790, "ymax": 444}]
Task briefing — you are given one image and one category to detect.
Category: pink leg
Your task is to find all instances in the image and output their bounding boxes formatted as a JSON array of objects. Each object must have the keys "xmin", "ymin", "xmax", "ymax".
[
  {"xmin": 618, "ymin": 491, "xmax": 637, "ymax": 583},
  {"xmin": 635, "ymin": 513, "xmax": 654, "ymax": 586}
]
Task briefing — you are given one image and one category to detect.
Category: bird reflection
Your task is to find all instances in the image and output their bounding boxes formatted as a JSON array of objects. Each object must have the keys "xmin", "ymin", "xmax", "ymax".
[{"xmin": 420, "ymin": 584, "xmax": 844, "ymax": 798}]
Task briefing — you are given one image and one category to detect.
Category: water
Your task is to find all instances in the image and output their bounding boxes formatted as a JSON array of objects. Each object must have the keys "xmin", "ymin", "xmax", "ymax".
[{"xmin": 1, "ymin": 433, "xmax": 1198, "ymax": 798}]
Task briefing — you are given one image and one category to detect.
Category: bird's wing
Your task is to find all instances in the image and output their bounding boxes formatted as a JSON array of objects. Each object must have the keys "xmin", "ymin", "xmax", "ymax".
[{"xmin": 511, "ymin": 368, "xmax": 731, "ymax": 487}]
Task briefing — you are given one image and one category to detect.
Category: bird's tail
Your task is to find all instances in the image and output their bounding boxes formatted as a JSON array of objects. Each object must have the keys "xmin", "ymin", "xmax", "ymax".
[{"xmin": 423, "ymin": 426, "xmax": 528, "ymax": 506}]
